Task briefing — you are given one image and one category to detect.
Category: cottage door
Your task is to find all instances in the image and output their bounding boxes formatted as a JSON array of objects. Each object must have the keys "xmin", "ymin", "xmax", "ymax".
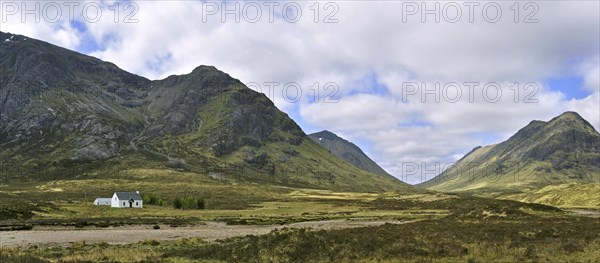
[{"xmin": 129, "ymin": 198, "xmax": 134, "ymax": 208}]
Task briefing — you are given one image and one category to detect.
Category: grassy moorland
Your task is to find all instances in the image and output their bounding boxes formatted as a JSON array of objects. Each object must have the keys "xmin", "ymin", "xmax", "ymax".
[
  {"xmin": 497, "ymin": 182, "xmax": 600, "ymax": 208},
  {"xmin": 4, "ymin": 218, "xmax": 600, "ymax": 263},
  {"xmin": 1, "ymin": 201, "xmax": 599, "ymax": 262},
  {"xmin": 1, "ymin": 168, "xmax": 599, "ymax": 262},
  {"xmin": 0, "ymin": 168, "xmax": 442, "ymax": 228}
]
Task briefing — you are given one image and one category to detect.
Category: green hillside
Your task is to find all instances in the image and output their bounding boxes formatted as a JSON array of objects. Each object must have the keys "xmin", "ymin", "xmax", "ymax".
[
  {"xmin": 0, "ymin": 31, "xmax": 412, "ymax": 193},
  {"xmin": 419, "ymin": 112, "xmax": 600, "ymax": 195},
  {"xmin": 309, "ymin": 130, "xmax": 395, "ymax": 179}
]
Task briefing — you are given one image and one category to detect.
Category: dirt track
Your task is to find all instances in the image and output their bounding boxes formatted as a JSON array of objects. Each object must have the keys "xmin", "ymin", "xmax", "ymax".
[{"xmin": 0, "ymin": 220, "xmax": 410, "ymax": 247}]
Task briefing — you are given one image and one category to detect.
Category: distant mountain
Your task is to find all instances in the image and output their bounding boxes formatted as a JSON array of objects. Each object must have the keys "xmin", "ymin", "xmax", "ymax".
[
  {"xmin": 420, "ymin": 112, "xmax": 600, "ymax": 193},
  {"xmin": 0, "ymin": 31, "xmax": 415, "ymax": 193},
  {"xmin": 309, "ymin": 131, "xmax": 395, "ymax": 179}
]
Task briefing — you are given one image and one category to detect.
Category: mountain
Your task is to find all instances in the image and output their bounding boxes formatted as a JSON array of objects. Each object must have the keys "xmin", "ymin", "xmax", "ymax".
[
  {"xmin": 419, "ymin": 112, "xmax": 600, "ymax": 193},
  {"xmin": 309, "ymin": 130, "xmax": 394, "ymax": 179},
  {"xmin": 0, "ymin": 31, "xmax": 413, "ymax": 192}
]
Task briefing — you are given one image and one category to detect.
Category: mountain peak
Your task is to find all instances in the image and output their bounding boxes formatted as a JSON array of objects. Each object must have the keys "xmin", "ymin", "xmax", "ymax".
[
  {"xmin": 553, "ymin": 111, "xmax": 585, "ymax": 121},
  {"xmin": 192, "ymin": 65, "xmax": 219, "ymax": 72},
  {"xmin": 308, "ymin": 130, "xmax": 396, "ymax": 179},
  {"xmin": 173, "ymin": 64, "xmax": 240, "ymax": 87},
  {"xmin": 311, "ymin": 130, "xmax": 339, "ymax": 140},
  {"xmin": 546, "ymin": 111, "xmax": 598, "ymax": 134},
  {"xmin": 421, "ymin": 111, "xmax": 600, "ymax": 192},
  {"xmin": 1, "ymin": 31, "xmax": 409, "ymax": 192}
]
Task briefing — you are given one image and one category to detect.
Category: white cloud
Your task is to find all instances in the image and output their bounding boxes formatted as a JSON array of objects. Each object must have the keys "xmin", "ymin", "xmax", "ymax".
[
  {"xmin": 2, "ymin": 0, "xmax": 598, "ymax": 184},
  {"xmin": 1, "ymin": 16, "xmax": 80, "ymax": 49},
  {"xmin": 565, "ymin": 92, "xmax": 600, "ymax": 132},
  {"xmin": 579, "ymin": 59, "xmax": 600, "ymax": 93},
  {"xmin": 300, "ymin": 94, "xmax": 413, "ymax": 131}
]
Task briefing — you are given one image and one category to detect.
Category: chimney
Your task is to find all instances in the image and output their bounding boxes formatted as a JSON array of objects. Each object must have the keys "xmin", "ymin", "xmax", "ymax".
[{"xmin": 136, "ymin": 190, "xmax": 139, "ymax": 194}]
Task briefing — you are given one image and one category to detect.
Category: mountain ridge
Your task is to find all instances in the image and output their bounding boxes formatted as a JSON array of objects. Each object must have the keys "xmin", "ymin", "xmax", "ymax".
[
  {"xmin": 0, "ymin": 31, "xmax": 413, "ymax": 193},
  {"xmin": 308, "ymin": 130, "xmax": 395, "ymax": 179},
  {"xmin": 420, "ymin": 111, "xmax": 600, "ymax": 192}
]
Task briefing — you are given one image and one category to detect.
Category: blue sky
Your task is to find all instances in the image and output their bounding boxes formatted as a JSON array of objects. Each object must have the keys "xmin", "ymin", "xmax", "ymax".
[
  {"xmin": 545, "ymin": 76, "xmax": 588, "ymax": 100},
  {"xmin": 3, "ymin": 0, "xmax": 599, "ymax": 184}
]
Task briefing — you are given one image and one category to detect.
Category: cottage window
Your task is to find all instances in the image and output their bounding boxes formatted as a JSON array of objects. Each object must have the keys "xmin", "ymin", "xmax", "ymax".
[
  {"xmin": 123, "ymin": 202, "xmax": 126, "ymax": 206},
  {"xmin": 136, "ymin": 202, "xmax": 139, "ymax": 206}
]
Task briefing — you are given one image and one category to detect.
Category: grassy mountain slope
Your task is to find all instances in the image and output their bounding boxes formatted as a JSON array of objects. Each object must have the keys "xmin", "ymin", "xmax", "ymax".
[
  {"xmin": 0, "ymin": 31, "xmax": 414, "ymax": 193},
  {"xmin": 419, "ymin": 112, "xmax": 600, "ymax": 194},
  {"xmin": 308, "ymin": 130, "xmax": 395, "ymax": 179},
  {"xmin": 499, "ymin": 182, "xmax": 600, "ymax": 208}
]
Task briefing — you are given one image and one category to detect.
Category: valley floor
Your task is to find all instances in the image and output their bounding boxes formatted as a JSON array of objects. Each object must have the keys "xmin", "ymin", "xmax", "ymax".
[
  {"xmin": 1, "ymin": 170, "xmax": 599, "ymax": 262},
  {"xmin": 1, "ymin": 219, "xmax": 412, "ymax": 247}
]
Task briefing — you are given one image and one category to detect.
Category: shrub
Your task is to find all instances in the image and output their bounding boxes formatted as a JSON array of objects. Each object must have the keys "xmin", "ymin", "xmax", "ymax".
[
  {"xmin": 173, "ymin": 197, "xmax": 183, "ymax": 209},
  {"xmin": 143, "ymin": 195, "xmax": 161, "ymax": 206},
  {"xmin": 182, "ymin": 197, "xmax": 195, "ymax": 209},
  {"xmin": 197, "ymin": 198, "xmax": 206, "ymax": 209},
  {"xmin": 172, "ymin": 196, "xmax": 206, "ymax": 210}
]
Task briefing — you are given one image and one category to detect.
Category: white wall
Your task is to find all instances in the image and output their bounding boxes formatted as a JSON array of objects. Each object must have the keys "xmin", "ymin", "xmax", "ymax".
[
  {"xmin": 110, "ymin": 193, "xmax": 143, "ymax": 208},
  {"xmin": 94, "ymin": 199, "xmax": 111, "ymax": 206},
  {"xmin": 111, "ymin": 193, "xmax": 120, "ymax": 208}
]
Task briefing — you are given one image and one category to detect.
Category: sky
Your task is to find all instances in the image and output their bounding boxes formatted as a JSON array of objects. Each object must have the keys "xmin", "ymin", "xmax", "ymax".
[{"xmin": 1, "ymin": 0, "xmax": 599, "ymax": 184}]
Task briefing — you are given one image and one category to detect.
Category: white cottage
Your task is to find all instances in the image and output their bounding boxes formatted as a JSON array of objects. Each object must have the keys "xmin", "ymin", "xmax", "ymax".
[
  {"xmin": 94, "ymin": 198, "xmax": 111, "ymax": 206},
  {"xmin": 111, "ymin": 191, "xmax": 143, "ymax": 208}
]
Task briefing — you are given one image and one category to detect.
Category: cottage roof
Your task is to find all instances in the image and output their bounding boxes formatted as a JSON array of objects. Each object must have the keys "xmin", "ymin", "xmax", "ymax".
[{"xmin": 114, "ymin": 192, "xmax": 142, "ymax": 200}]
